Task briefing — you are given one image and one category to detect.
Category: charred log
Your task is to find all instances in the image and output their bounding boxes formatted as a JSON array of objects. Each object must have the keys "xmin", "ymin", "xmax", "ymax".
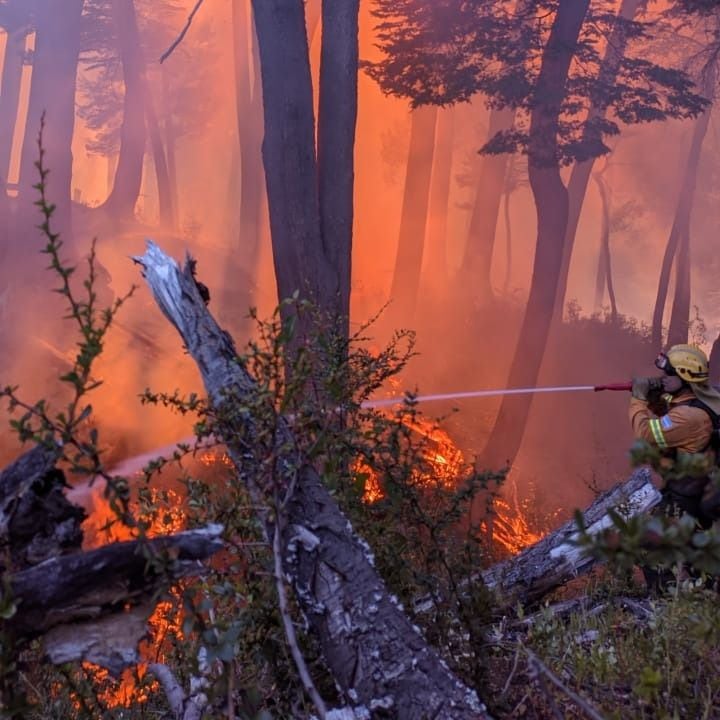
[
  {"xmin": 0, "ymin": 444, "xmax": 85, "ymax": 571},
  {"xmin": 9, "ymin": 523, "xmax": 223, "ymax": 638},
  {"xmin": 134, "ymin": 241, "xmax": 490, "ymax": 720}
]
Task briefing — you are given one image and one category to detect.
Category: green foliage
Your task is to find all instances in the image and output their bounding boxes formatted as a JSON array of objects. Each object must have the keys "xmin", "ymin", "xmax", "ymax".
[
  {"xmin": 365, "ymin": 0, "xmax": 707, "ymax": 164},
  {"xmin": 486, "ymin": 581, "xmax": 720, "ymax": 719},
  {"xmin": 574, "ymin": 438, "xmax": 720, "ymax": 579},
  {"xmin": 138, "ymin": 298, "xmax": 503, "ymax": 712}
]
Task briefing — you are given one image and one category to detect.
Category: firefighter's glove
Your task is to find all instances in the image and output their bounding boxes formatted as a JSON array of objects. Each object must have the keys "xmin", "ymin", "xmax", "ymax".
[{"xmin": 631, "ymin": 376, "xmax": 663, "ymax": 401}]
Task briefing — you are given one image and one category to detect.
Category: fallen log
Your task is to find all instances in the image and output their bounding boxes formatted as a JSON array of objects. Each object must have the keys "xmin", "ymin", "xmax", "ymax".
[
  {"xmin": 0, "ymin": 442, "xmax": 223, "ymax": 677},
  {"xmin": 10, "ymin": 523, "xmax": 224, "ymax": 638},
  {"xmin": 481, "ymin": 468, "xmax": 660, "ymax": 608},
  {"xmin": 0, "ymin": 444, "xmax": 85, "ymax": 571},
  {"xmin": 134, "ymin": 242, "xmax": 490, "ymax": 720}
]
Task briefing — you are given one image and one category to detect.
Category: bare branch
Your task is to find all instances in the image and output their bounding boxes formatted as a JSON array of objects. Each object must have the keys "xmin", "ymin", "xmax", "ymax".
[
  {"xmin": 273, "ymin": 520, "xmax": 328, "ymax": 719},
  {"xmin": 160, "ymin": 0, "xmax": 206, "ymax": 64},
  {"xmin": 525, "ymin": 649, "xmax": 606, "ymax": 720}
]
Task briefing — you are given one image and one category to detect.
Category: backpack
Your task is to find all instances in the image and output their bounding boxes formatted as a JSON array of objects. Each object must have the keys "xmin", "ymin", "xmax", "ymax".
[{"xmin": 683, "ymin": 398, "xmax": 720, "ymax": 453}]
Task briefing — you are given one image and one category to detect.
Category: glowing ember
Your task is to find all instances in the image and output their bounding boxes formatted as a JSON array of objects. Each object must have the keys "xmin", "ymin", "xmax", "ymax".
[
  {"xmin": 82, "ymin": 486, "xmax": 187, "ymax": 708},
  {"xmin": 358, "ymin": 415, "xmax": 464, "ymax": 502},
  {"xmin": 490, "ymin": 497, "xmax": 542, "ymax": 555}
]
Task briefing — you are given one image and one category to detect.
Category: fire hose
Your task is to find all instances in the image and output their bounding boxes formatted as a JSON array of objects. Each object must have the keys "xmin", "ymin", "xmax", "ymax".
[{"xmin": 361, "ymin": 382, "xmax": 633, "ymax": 409}]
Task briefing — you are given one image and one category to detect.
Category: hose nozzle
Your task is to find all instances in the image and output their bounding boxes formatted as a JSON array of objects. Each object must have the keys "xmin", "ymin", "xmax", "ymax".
[{"xmin": 594, "ymin": 382, "xmax": 633, "ymax": 392}]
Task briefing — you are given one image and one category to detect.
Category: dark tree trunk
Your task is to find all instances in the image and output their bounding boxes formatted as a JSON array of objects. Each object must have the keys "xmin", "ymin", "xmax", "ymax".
[
  {"xmin": 18, "ymin": 0, "xmax": 84, "ymax": 251},
  {"xmin": 145, "ymin": 87, "xmax": 175, "ymax": 228},
  {"xmin": 481, "ymin": 0, "xmax": 591, "ymax": 472},
  {"xmin": 651, "ymin": 219, "xmax": 681, "ymax": 347},
  {"xmin": 460, "ymin": 106, "xmax": 515, "ymax": 304},
  {"xmin": 709, "ymin": 332, "xmax": 720, "ymax": 386},
  {"xmin": 161, "ymin": 66, "xmax": 179, "ymax": 228},
  {"xmin": 251, "ymin": 0, "xmax": 331, "ymax": 319},
  {"xmin": 101, "ymin": 0, "xmax": 145, "ymax": 220},
  {"xmin": 664, "ymin": 66, "xmax": 715, "ymax": 347},
  {"xmin": 424, "ymin": 106, "xmax": 455, "ymax": 286},
  {"xmin": 389, "ymin": 105, "xmax": 438, "ymax": 324},
  {"xmin": 553, "ymin": 0, "xmax": 642, "ymax": 321},
  {"xmin": 231, "ymin": 0, "xmax": 264, "ymax": 274},
  {"xmin": 317, "ymin": 0, "xmax": 360, "ymax": 334},
  {"xmin": 592, "ymin": 172, "xmax": 617, "ymax": 320},
  {"xmin": 0, "ymin": 28, "xmax": 26, "ymax": 190},
  {"xmin": 136, "ymin": 242, "xmax": 491, "ymax": 719}
]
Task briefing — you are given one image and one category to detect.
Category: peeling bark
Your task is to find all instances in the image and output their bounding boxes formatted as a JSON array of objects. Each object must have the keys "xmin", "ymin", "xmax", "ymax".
[{"xmin": 134, "ymin": 241, "xmax": 490, "ymax": 720}]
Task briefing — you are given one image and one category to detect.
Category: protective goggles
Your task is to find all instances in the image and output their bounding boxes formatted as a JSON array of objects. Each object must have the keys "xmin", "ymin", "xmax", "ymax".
[{"xmin": 654, "ymin": 352, "xmax": 676, "ymax": 374}]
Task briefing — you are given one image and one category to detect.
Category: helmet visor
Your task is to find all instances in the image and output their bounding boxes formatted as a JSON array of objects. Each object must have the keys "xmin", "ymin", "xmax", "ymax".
[{"xmin": 655, "ymin": 352, "xmax": 676, "ymax": 375}]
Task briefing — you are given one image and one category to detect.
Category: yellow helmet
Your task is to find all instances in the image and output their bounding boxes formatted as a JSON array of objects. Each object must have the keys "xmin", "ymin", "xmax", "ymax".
[{"xmin": 665, "ymin": 344, "xmax": 709, "ymax": 383}]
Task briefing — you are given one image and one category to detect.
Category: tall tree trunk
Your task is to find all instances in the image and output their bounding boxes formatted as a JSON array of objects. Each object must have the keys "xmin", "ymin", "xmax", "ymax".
[
  {"xmin": 423, "ymin": 106, "xmax": 454, "ymax": 287},
  {"xmin": 709, "ymin": 332, "xmax": 720, "ymax": 387},
  {"xmin": 593, "ymin": 174, "xmax": 609, "ymax": 312},
  {"xmin": 664, "ymin": 67, "xmax": 715, "ymax": 347},
  {"xmin": 501, "ymin": 182, "xmax": 513, "ymax": 295},
  {"xmin": 161, "ymin": 66, "xmax": 179, "ymax": 227},
  {"xmin": 651, "ymin": 219, "xmax": 681, "ymax": 347},
  {"xmin": 592, "ymin": 172, "xmax": 617, "ymax": 320},
  {"xmin": 18, "ymin": 0, "xmax": 84, "ymax": 252},
  {"xmin": 460, "ymin": 106, "xmax": 515, "ymax": 304},
  {"xmin": 144, "ymin": 86, "xmax": 174, "ymax": 228},
  {"xmin": 232, "ymin": 0, "xmax": 265, "ymax": 275},
  {"xmin": 0, "ymin": 28, "xmax": 26, "ymax": 190},
  {"xmin": 317, "ymin": 0, "xmax": 360, "ymax": 334},
  {"xmin": 553, "ymin": 0, "xmax": 643, "ymax": 321},
  {"xmin": 137, "ymin": 243, "xmax": 491, "ymax": 719},
  {"xmin": 101, "ymin": 0, "xmax": 145, "ymax": 220},
  {"xmin": 481, "ymin": 0, "xmax": 591, "ymax": 472},
  {"xmin": 251, "ymin": 0, "xmax": 333, "ymax": 323},
  {"xmin": 388, "ymin": 105, "xmax": 438, "ymax": 324}
]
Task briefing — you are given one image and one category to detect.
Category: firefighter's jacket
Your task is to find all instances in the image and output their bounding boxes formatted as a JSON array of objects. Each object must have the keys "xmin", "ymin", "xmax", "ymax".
[
  {"xmin": 629, "ymin": 390, "xmax": 713, "ymax": 496},
  {"xmin": 629, "ymin": 391, "xmax": 712, "ymax": 453}
]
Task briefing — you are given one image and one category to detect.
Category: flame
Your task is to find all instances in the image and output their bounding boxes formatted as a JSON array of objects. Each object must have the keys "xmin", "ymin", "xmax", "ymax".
[
  {"xmin": 81, "ymin": 486, "xmax": 186, "ymax": 708},
  {"xmin": 489, "ymin": 497, "xmax": 542, "ymax": 555},
  {"xmin": 358, "ymin": 415, "xmax": 463, "ymax": 503},
  {"xmin": 358, "ymin": 415, "xmax": 544, "ymax": 555}
]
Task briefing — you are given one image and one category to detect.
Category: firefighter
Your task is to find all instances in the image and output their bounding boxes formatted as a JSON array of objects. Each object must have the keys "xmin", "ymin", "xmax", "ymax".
[{"xmin": 631, "ymin": 344, "xmax": 720, "ymax": 588}]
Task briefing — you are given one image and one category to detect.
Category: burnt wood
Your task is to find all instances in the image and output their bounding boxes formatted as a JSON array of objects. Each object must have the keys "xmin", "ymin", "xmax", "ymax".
[{"xmin": 9, "ymin": 524, "xmax": 224, "ymax": 637}]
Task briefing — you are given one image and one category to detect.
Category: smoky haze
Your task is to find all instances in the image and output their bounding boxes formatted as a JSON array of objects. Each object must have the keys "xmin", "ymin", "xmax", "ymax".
[{"xmin": 0, "ymin": 0, "xmax": 718, "ymax": 518}]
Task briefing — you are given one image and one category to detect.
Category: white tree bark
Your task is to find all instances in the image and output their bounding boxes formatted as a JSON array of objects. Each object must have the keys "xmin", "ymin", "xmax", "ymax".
[{"xmin": 134, "ymin": 241, "xmax": 490, "ymax": 720}]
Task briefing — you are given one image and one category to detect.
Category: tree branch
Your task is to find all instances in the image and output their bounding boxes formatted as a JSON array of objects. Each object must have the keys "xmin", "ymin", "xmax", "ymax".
[{"xmin": 160, "ymin": 0, "xmax": 206, "ymax": 64}]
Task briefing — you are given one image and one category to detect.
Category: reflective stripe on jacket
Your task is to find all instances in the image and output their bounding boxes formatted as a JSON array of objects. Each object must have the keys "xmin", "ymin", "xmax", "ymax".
[{"xmin": 628, "ymin": 392, "xmax": 712, "ymax": 454}]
